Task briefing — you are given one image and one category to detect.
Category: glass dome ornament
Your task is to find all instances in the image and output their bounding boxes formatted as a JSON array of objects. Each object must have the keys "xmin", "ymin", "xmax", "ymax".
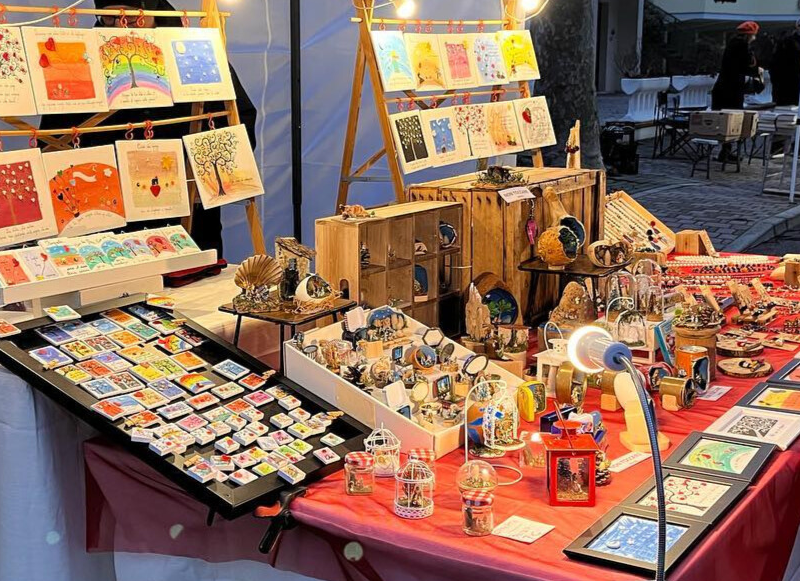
[
  {"xmin": 633, "ymin": 258, "xmax": 663, "ymax": 288},
  {"xmin": 364, "ymin": 424, "xmax": 401, "ymax": 477},
  {"xmin": 605, "ymin": 270, "xmax": 636, "ymax": 322},
  {"xmin": 456, "ymin": 460, "xmax": 498, "ymax": 494},
  {"xmin": 394, "ymin": 459, "xmax": 435, "ymax": 519},
  {"xmin": 634, "ymin": 274, "xmax": 651, "ymax": 312},
  {"xmin": 645, "ymin": 285, "xmax": 664, "ymax": 322},
  {"xmin": 464, "ymin": 379, "xmax": 507, "ymax": 459},
  {"xmin": 482, "ymin": 389, "xmax": 525, "ymax": 452},
  {"xmin": 615, "ymin": 309, "xmax": 647, "ymax": 348}
]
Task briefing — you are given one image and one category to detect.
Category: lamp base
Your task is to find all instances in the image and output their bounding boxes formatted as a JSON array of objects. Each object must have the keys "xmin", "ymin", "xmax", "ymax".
[{"xmin": 621, "ymin": 430, "xmax": 670, "ymax": 452}]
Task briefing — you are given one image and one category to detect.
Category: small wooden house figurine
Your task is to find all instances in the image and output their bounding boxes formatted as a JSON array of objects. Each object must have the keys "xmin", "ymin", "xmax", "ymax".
[
  {"xmin": 275, "ymin": 237, "xmax": 315, "ymax": 278},
  {"xmin": 541, "ymin": 421, "xmax": 598, "ymax": 507}
]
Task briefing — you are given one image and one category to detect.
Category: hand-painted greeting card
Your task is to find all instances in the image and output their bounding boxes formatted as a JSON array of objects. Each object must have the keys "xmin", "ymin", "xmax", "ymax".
[
  {"xmin": 43, "ymin": 145, "xmax": 127, "ymax": 236},
  {"xmin": 421, "ymin": 107, "xmax": 468, "ymax": 167},
  {"xmin": 513, "ymin": 96, "xmax": 557, "ymax": 150},
  {"xmin": 390, "ymin": 110, "xmax": 431, "ymax": 174},
  {"xmin": 486, "ymin": 101, "xmax": 524, "ymax": 155},
  {"xmin": 371, "ymin": 30, "xmax": 416, "ymax": 92},
  {"xmin": 438, "ymin": 34, "xmax": 478, "ymax": 89},
  {"xmin": 22, "ymin": 27, "xmax": 109, "ymax": 114},
  {"xmin": 0, "ymin": 250, "xmax": 32, "ymax": 287},
  {"xmin": 115, "ymin": 139, "xmax": 189, "ymax": 221},
  {"xmin": 74, "ymin": 236, "xmax": 113, "ymax": 271},
  {"xmin": 115, "ymin": 233, "xmax": 156, "ymax": 262},
  {"xmin": 0, "ymin": 27, "xmax": 37, "ymax": 116},
  {"xmin": 160, "ymin": 225, "xmax": 201, "ymax": 255},
  {"xmin": 0, "ymin": 149, "xmax": 57, "ymax": 247},
  {"xmin": 183, "ymin": 124, "xmax": 264, "ymax": 209},
  {"xmin": 497, "ymin": 30, "xmax": 540, "ymax": 81},
  {"xmin": 158, "ymin": 27, "xmax": 235, "ymax": 103},
  {"xmin": 453, "ymin": 104, "xmax": 493, "ymax": 159},
  {"xmin": 14, "ymin": 247, "xmax": 60, "ymax": 281},
  {"xmin": 471, "ymin": 33, "xmax": 508, "ymax": 86},
  {"xmin": 38, "ymin": 237, "xmax": 91, "ymax": 276},
  {"xmin": 404, "ymin": 33, "xmax": 446, "ymax": 91},
  {"xmin": 96, "ymin": 28, "xmax": 172, "ymax": 110}
]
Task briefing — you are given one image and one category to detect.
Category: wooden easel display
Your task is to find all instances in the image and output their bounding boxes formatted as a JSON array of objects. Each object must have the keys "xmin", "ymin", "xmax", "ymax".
[
  {"xmin": 337, "ymin": 0, "xmax": 543, "ymax": 210},
  {"xmin": 0, "ymin": 0, "xmax": 266, "ymax": 256}
]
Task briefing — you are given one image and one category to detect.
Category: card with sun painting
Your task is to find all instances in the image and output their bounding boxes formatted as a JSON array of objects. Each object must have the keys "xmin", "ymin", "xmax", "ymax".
[
  {"xmin": 404, "ymin": 33, "xmax": 446, "ymax": 91},
  {"xmin": 22, "ymin": 27, "xmax": 109, "ymax": 114},
  {"xmin": 0, "ymin": 26, "xmax": 37, "ymax": 116},
  {"xmin": 370, "ymin": 30, "xmax": 416, "ymax": 92},
  {"xmin": 115, "ymin": 139, "xmax": 189, "ymax": 221},
  {"xmin": 158, "ymin": 27, "xmax": 235, "ymax": 103},
  {"xmin": 183, "ymin": 124, "xmax": 264, "ymax": 209},
  {"xmin": 42, "ymin": 144, "xmax": 127, "ymax": 236},
  {"xmin": 0, "ymin": 148, "xmax": 57, "ymax": 247},
  {"xmin": 96, "ymin": 28, "xmax": 173, "ymax": 110},
  {"xmin": 496, "ymin": 30, "xmax": 540, "ymax": 82}
]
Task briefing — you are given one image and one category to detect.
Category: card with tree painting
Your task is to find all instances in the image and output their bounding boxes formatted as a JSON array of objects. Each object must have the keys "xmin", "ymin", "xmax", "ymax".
[
  {"xmin": 159, "ymin": 225, "xmax": 201, "ymax": 255},
  {"xmin": 74, "ymin": 235, "xmax": 114, "ymax": 271},
  {"xmin": 183, "ymin": 124, "xmax": 264, "ymax": 209},
  {"xmin": 22, "ymin": 27, "xmax": 109, "ymax": 114},
  {"xmin": 404, "ymin": 33, "xmax": 446, "ymax": 91},
  {"xmin": 14, "ymin": 247, "xmax": 60, "ymax": 281},
  {"xmin": 389, "ymin": 110, "xmax": 432, "ymax": 174},
  {"xmin": 38, "ymin": 237, "xmax": 91, "ymax": 276},
  {"xmin": 513, "ymin": 96, "xmax": 557, "ymax": 150},
  {"xmin": 96, "ymin": 28, "xmax": 172, "ymax": 110},
  {"xmin": 452, "ymin": 104, "xmax": 493, "ymax": 160},
  {"xmin": 0, "ymin": 26, "xmax": 37, "ymax": 116},
  {"xmin": 144, "ymin": 230, "xmax": 178, "ymax": 258},
  {"xmin": 115, "ymin": 232, "xmax": 156, "ymax": 262},
  {"xmin": 115, "ymin": 139, "xmax": 189, "ymax": 221},
  {"xmin": 370, "ymin": 30, "xmax": 416, "ymax": 92},
  {"xmin": 470, "ymin": 33, "xmax": 508, "ymax": 87},
  {"xmin": 420, "ymin": 107, "xmax": 469, "ymax": 167},
  {"xmin": 486, "ymin": 101, "xmax": 524, "ymax": 156},
  {"xmin": 438, "ymin": 34, "xmax": 479, "ymax": 89},
  {"xmin": 0, "ymin": 149, "xmax": 57, "ymax": 247},
  {"xmin": 42, "ymin": 144, "xmax": 127, "ymax": 236},
  {"xmin": 0, "ymin": 250, "xmax": 33, "ymax": 287},
  {"xmin": 158, "ymin": 27, "xmax": 235, "ymax": 103},
  {"xmin": 497, "ymin": 30, "xmax": 540, "ymax": 81}
]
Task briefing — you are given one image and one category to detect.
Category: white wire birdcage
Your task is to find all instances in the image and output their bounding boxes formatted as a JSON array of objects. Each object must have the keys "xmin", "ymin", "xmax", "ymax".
[
  {"xmin": 394, "ymin": 459, "xmax": 434, "ymax": 519},
  {"xmin": 482, "ymin": 390, "xmax": 524, "ymax": 452},
  {"xmin": 365, "ymin": 424, "xmax": 401, "ymax": 477}
]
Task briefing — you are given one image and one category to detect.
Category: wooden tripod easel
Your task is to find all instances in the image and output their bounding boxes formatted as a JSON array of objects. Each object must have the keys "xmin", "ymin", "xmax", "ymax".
[
  {"xmin": 336, "ymin": 0, "xmax": 543, "ymax": 211},
  {"xmin": 0, "ymin": 0, "xmax": 266, "ymax": 256}
]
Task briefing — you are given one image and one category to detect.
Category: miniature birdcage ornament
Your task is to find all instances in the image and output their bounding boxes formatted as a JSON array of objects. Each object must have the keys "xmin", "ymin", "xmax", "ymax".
[
  {"xmin": 535, "ymin": 322, "xmax": 568, "ymax": 398},
  {"xmin": 394, "ymin": 459, "xmax": 435, "ymax": 519},
  {"xmin": 465, "ymin": 379, "xmax": 507, "ymax": 458},
  {"xmin": 364, "ymin": 424, "xmax": 401, "ymax": 477}
]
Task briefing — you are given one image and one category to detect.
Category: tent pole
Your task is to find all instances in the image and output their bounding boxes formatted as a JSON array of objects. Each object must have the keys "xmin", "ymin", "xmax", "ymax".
[{"xmin": 290, "ymin": 0, "xmax": 303, "ymax": 242}]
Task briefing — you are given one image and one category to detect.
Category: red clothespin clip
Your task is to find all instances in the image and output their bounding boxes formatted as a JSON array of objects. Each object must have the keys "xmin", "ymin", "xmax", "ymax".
[
  {"xmin": 462, "ymin": 92, "xmax": 471, "ymax": 105},
  {"xmin": 415, "ymin": 20, "xmax": 422, "ymax": 33},
  {"xmin": 0, "ymin": 4, "xmax": 7, "ymax": 25},
  {"xmin": 397, "ymin": 100, "xmax": 405, "ymax": 112},
  {"xmin": 457, "ymin": 20, "xmax": 464, "ymax": 33},
  {"xmin": 144, "ymin": 120, "xmax": 154, "ymax": 139},
  {"xmin": 398, "ymin": 19, "xmax": 406, "ymax": 32},
  {"xmin": 51, "ymin": 5, "xmax": 61, "ymax": 27},
  {"xmin": 136, "ymin": 8, "xmax": 146, "ymax": 28},
  {"xmin": 67, "ymin": 7, "xmax": 78, "ymax": 27},
  {"xmin": 377, "ymin": 18, "xmax": 386, "ymax": 31},
  {"xmin": 407, "ymin": 97, "xmax": 416, "ymax": 110},
  {"xmin": 491, "ymin": 88, "xmax": 506, "ymax": 102},
  {"xmin": 477, "ymin": 20, "xmax": 485, "ymax": 33},
  {"xmin": 71, "ymin": 127, "xmax": 81, "ymax": 149},
  {"xmin": 207, "ymin": 113, "xmax": 216, "ymax": 130},
  {"xmin": 181, "ymin": 10, "xmax": 189, "ymax": 28},
  {"xmin": 0, "ymin": 137, "xmax": 4, "ymax": 152},
  {"xmin": 451, "ymin": 94, "xmax": 459, "ymax": 106},
  {"xmin": 425, "ymin": 20, "xmax": 432, "ymax": 33},
  {"xmin": 125, "ymin": 123, "xmax": 135, "ymax": 140},
  {"xmin": 28, "ymin": 130, "xmax": 37, "ymax": 149},
  {"xmin": 429, "ymin": 97, "xmax": 438, "ymax": 109},
  {"xmin": 447, "ymin": 20, "xmax": 453, "ymax": 34},
  {"xmin": 118, "ymin": 7, "xmax": 128, "ymax": 28}
]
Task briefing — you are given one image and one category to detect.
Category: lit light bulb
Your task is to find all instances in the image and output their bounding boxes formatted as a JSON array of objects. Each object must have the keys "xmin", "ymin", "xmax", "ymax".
[
  {"xmin": 521, "ymin": 0, "xmax": 542, "ymax": 12},
  {"xmin": 393, "ymin": 0, "xmax": 416, "ymax": 19}
]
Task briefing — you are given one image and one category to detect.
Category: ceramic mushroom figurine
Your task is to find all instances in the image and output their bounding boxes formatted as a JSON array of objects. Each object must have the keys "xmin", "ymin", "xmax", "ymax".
[{"xmin": 536, "ymin": 186, "xmax": 586, "ymax": 270}]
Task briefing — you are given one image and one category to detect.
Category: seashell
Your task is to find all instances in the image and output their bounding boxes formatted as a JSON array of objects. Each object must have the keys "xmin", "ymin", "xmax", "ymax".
[
  {"xmin": 537, "ymin": 225, "xmax": 578, "ymax": 269},
  {"xmin": 294, "ymin": 273, "xmax": 333, "ymax": 302},
  {"xmin": 234, "ymin": 254, "xmax": 283, "ymax": 291}
]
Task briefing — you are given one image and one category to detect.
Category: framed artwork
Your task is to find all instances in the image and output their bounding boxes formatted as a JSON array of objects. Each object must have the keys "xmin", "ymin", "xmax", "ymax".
[
  {"xmin": 38, "ymin": 237, "xmax": 91, "ymax": 276},
  {"xmin": 96, "ymin": 28, "xmax": 172, "ymax": 110},
  {"xmin": 420, "ymin": 107, "xmax": 469, "ymax": 167},
  {"xmin": 663, "ymin": 430, "xmax": 775, "ymax": 482},
  {"xmin": 404, "ymin": 33, "xmax": 446, "ymax": 91},
  {"xmin": 564, "ymin": 506, "xmax": 708, "ymax": 576},
  {"xmin": 470, "ymin": 33, "xmax": 508, "ymax": 86},
  {"xmin": 497, "ymin": 30, "xmax": 540, "ymax": 81},
  {"xmin": 438, "ymin": 34, "xmax": 478, "ymax": 89},
  {"xmin": 705, "ymin": 406, "xmax": 800, "ymax": 451},
  {"xmin": 0, "ymin": 26, "xmax": 37, "ymax": 116},
  {"xmin": 389, "ymin": 110, "xmax": 431, "ymax": 174},
  {"xmin": 370, "ymin": 30, "xmax": 416, "ymax": 92},
  {"xmin": 486, "ymin": 101, "xmax": 524, "ymax": 156},
  {"xmin": 0, "ymin": 149, "xmax": 58, "ymax": 247},
  {"xmin": 767, "ymin": 359, "xmax": 800, "ymax": 386},
  {"xmin": 14, "ymin": 247, "xmax": 61, "ymax": 281},
  {"xmin": 622, "ymin": 468, "xmax": 748, "ymax": 525},
  {"xmin": 452, "ymin": 104, "xmax": 493, "ymax": 160},
  {"xmin": 0, "ymin": 250, "xmax": 32, "ymax": 287},
  {"xmin": 183, "ymin": 124, "xmax": 264, "ymax": 209},
  {"xmin": 115, "ymin": 139, "xmax": 189, "ymax": 221},
  {"xmin": 513, "ymin": 96, "xmax": 557, "ymax": 150},
  {"xmin": 42, "ymin": 145, "xmax": 126, "ymax": 236},
  {"xmin": 22, "ymin": 27, "xmax": 109, "ymax": 114},
  {"xmin": 737, "ymin": 382, "xmax": 800, "ymax": 415},
  {"xmin": 158, "ymin": 27, "xmax": 235, "ymax": 103}
]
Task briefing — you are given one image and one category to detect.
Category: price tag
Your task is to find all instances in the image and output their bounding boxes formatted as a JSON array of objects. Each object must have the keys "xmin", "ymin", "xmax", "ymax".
[
  {"xmin": 699, "ymin": 385, "xmax": 733, "ymax": 401},
  {"xmin": 492, "ymin": 516, "xmax": 554, "ymax": 544},
  {"xmin": 608, "ymin": 451, "xmax": 650, "ymax": 473},
  {"xmin": 498, "ymin": 186, "xmax": 533, "ymax": 204}
]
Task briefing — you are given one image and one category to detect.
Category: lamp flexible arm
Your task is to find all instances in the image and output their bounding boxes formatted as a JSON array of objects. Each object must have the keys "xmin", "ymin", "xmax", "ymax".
[{"xmin": 620, "ymin": 356, "xmax": 667, "ymax": 581}]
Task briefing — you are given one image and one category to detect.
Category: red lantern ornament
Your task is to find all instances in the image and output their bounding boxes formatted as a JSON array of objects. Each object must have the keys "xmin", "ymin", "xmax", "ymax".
[{"xmin": 541, "ymin": 420, "xmax": 598, "ymax": 507}]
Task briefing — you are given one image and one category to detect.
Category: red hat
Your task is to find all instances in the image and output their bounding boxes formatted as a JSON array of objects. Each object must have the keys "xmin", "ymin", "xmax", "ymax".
[{"xmin": 737, "ymin": 21, "xmax": 760, "ymax": 35}]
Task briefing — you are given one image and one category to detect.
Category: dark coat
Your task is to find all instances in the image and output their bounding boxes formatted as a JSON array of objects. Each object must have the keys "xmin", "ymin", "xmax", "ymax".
[
  {"xmin": 770, "ymin": 32, "xmax": 800, "ymax": 106},
  {"xmin": 711, "ymin": 34, "xmax": 760, "ymax": 110}
]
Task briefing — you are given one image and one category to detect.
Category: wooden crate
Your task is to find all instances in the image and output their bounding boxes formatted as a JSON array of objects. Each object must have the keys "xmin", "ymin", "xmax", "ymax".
[
  {"xmin": 409, "ymin": 168, "xmax": 605, "ymax": 323},
  {"xmin": 315, "ymin": 201, "xmax": 464, "ymax": 334}
]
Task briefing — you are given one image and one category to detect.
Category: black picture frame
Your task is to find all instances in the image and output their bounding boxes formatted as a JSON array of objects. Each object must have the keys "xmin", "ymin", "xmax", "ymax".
[
  {"xmin": 563, "ymin": 505, "xmax": 709, "ymax": 576},
  {"xmin": 391, "ymin": 345, "xmax": 404, "ymax": 363},
  {"xmin": 767, "ymin": 360, "xmax": 800, "ymax": 387},
  {"xmin": 662, "ymin": 431, "xmax": 775, "ymax": 483},
  {"xmin": 621, "ymin": 467, "xmax": 749, "ymax": 525},
  {"xmin": 0, "ymin": 296, "xmax": 369, "ymax": 520},
  {"xmin": 736, "ymin": 382, "xmax": 800, "ymax": 416}
]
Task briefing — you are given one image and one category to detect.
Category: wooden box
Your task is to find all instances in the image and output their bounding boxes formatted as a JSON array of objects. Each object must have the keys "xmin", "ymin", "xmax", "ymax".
[{"xmin": 409, "ymin": 168, "xmax": 605, "ymax": 323}]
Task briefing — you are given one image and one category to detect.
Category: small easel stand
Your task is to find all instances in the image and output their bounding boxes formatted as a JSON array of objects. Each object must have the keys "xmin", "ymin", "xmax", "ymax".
[
  {"xmin": 0, "ymin": 0, "xmax": 266, "ymax": 257},
  {"xmin": 337, "ymin": 0, "xmax": 543, "ymax": 210}
]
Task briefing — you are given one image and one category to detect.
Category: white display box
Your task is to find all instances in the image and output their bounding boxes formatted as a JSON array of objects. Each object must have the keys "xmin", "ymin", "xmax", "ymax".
[{"xmin": 284, "ymin": 312, "xmax": 524, "ymax": 459}]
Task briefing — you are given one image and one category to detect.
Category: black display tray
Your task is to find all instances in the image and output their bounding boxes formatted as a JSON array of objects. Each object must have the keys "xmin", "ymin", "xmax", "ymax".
[{"xmin": 0, "ymin": 296, "xmax": 369, "ymax": 520}]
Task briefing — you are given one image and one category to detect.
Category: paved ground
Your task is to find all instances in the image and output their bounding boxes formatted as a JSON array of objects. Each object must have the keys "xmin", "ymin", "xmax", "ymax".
[{"xmin": 597, "ymin": 94, "xmax": 800, "ymax": 254}]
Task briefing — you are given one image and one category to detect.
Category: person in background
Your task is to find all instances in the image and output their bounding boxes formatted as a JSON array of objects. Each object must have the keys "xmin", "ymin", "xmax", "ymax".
[
  {"xmin": 38, "ymin": 0, "xmax": 258, "ymax": 258},
  {"xmin": 770, "ymin": 19, "xmax": 800, "ymax": 107}
]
